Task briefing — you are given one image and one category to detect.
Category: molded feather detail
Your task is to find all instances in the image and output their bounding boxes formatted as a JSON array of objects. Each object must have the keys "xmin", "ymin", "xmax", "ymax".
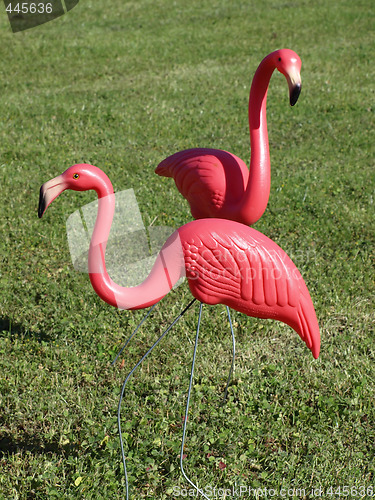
[
  {"xmin": 156, "ymin": 148, "xmax": 249, "ymax": 220},
  {"xmin": 178, "ymin": 219, "xmax": 320, "ymax": 358}
]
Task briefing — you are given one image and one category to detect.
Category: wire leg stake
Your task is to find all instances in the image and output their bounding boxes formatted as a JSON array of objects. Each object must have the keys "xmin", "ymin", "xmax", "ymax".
[
  {"xmin": 222, "ymin": 306, "xmax": 236, "ymax": 404},
  {"xmin": 180, "ymin": 303, "xmax": 210, "ymax": 499},
  {"xmin": 111, "ymin": 303, "xmax": 158, "ymax": 366},
  {"xmin": 117, "ymin": 298, "xmax": 197, "ymax": 500}
]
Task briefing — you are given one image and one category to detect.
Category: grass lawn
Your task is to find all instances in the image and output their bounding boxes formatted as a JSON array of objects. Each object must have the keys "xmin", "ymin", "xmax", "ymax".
[{"xmin": 0, "ymin": 0, "xmax": 374, "ymax": 498}]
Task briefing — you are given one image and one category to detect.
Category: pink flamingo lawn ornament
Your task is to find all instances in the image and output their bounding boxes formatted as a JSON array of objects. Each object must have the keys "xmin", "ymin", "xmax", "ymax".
[
  {"xmin": 156, "ymin": 49, "xmax": 302, "ymax": 225},
  {"xmin": 38, "ymin": 164, "xmax": 320, "ymax": 498}
]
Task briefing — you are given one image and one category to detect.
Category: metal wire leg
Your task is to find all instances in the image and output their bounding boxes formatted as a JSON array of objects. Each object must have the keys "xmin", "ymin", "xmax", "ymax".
[
  {"xmin": 180, "ymin": 303, "xmax": 210, "ymax": 499},
  {"xmin": 111, "ymin": 303, "xmax": 158, "ymax": 366},
  {"xmin": 118, "ymin": 298, "xmax": 197, "ymax": 499},
  {"xmin": 222, "ymin": 306, "xmax": 236, "ymax": 404}
]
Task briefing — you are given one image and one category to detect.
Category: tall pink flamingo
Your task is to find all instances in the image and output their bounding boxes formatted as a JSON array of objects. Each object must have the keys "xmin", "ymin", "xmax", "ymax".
[
  {"xmin": 39, "ymin": 164, "xmax": 320, "ymax": 498},
  {"xmin": 155, "ymin": 49, "xmax": 302, "ymax": 225}
]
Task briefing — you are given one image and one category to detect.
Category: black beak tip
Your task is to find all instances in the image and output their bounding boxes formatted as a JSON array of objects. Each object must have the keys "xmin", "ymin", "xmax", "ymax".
[
  {"xmin": 38, "ymin": 186, "xmax": 46, "ymax": 218},
  {"xmin": 290, "ymin": 83, "xmax": 302, "ymax": 106}
]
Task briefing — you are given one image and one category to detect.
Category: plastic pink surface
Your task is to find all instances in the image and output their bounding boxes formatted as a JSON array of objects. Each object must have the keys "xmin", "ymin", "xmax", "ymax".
[
  {"xmin": 39, "ymin": 163, "xmax": 319, "ymax": 359},
  {"xmin": 155, "ymin": 49, "xmax": 302, "ymax": 226}
]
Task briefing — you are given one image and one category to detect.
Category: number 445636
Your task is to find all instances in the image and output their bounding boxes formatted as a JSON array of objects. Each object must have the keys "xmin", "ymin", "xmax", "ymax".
[{"xmin": 6, "ymin": 3, "xmax": 53, "ymax": 14}]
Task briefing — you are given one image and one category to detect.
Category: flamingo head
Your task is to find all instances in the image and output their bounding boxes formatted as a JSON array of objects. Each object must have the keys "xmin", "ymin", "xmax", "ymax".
[
  {"xmin": 272, "ymin": 49, "xmax": 302, "ymax": 106},
  {"xmin": 38, "ymin": 163, "xmax": 113, "ymax": 218}
]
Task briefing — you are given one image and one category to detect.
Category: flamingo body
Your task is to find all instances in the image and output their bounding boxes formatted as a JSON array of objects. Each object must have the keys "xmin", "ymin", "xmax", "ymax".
[
  {"xmin": 177, "ymin": 219, "xmax": 319, "ymax": 358},
  {"xmin": 156, "ymin": 148, "xmax": 250, "ymax": 221},
  {"xmin": 155, "ymin": 49, "xmax": 302, "ymax": 225},
  {"xmin": 39, "ymin": 164, "xmax": 320, "ymax": 359}
]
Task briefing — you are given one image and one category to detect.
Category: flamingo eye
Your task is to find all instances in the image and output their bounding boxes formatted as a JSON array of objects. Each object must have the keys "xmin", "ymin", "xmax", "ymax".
[
  {"xmin": 278, "ymin": 57, "xmax": 282, "ymax": 62},
  {"xmin": 73, "ymin": 173, "xmax": 79, "ymax": 179}
]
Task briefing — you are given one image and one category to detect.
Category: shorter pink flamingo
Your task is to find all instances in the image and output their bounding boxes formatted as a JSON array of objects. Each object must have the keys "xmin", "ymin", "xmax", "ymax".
[
  {"xmin": 156, "ymin": 49, "xmax": 302, "ymax": 225},
  {"xmin": 38, "ymin": 164, "xmax": 319, "ymax": 357},
  {"xmin": 39, "ymin": 164, "xmax": 320, "ymax": 498}
]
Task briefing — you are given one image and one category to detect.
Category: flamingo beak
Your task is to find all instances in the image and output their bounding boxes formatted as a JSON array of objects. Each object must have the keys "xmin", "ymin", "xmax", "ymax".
[
  {"xmin": 38, "ymin": 174, "xmax": 67, "ymax": 218},
  {"xmin": 286, "ymin": 69, "xmax": 302, "ymax": 106}
]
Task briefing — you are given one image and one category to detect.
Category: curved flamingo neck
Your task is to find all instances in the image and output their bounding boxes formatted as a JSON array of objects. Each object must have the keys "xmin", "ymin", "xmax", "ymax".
[
  {"xmin": 87, "ymin": 172, "xmax": 184, "ymax": 310},
  {"xmin": 87, "ymin": 173, "xmax": 118, "ymax": 307},
  {"xmin": 236, "ymin": 55, "xmax": 275, "ymax": 225}
]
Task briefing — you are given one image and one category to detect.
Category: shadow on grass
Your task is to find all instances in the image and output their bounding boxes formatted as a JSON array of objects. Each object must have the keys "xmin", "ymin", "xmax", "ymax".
[
  {"xmin": 0, "ymin": 317, "xmax": 51, "ymax": 343},
  {"xmin": 0, "ymin": 435, "xmax": 80, "ymax": 457}
]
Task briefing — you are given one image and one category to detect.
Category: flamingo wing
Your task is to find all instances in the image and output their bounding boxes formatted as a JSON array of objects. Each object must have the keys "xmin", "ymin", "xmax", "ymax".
[
  {"xmin": 179, "ymin": 219, "xmax": 320, "ymax": 358},
  {"xmin": 156, "ymin": 148, "xmax": 249, "ymax": 220}
]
